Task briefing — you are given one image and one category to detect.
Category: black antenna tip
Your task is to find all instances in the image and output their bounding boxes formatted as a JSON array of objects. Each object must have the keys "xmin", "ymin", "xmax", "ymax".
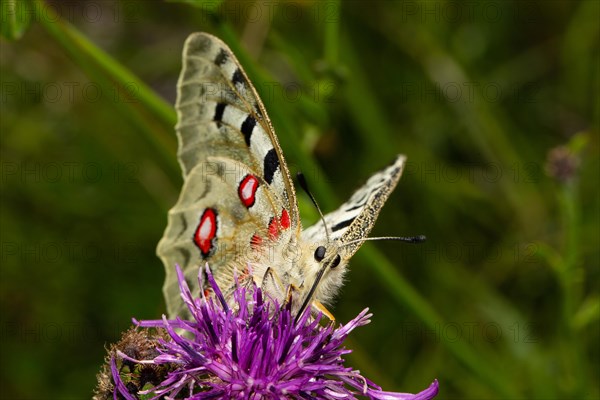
[
  {"xmin": 411, "ymin": 235, "xmax": 427, "ymax": 243},
  {"xmin": 297, "ymin": 172, "xmax": 309, "ymax": 192}
]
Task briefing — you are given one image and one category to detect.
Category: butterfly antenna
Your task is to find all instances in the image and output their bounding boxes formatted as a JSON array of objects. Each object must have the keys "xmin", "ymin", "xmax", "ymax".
[
  {"xmin": 341, "ymin": 235, "xmax": 427, "ymax": 247},
  {"xmin": 295, "ymin": 265, "xmax": 327, "ymax": 323},
  {"xmin": 297, "ymin": 172, "xmax": 330, "ymax": 243}
]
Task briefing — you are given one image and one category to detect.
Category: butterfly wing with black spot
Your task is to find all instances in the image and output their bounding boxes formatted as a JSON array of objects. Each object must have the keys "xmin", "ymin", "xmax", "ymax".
[
  {"xmin": 301, "ymin": 155, "xmax": 406, "ymax": 258},
  {"xmin": 158, "ymin": 33, "xmax": 298, "ymax": 317}
]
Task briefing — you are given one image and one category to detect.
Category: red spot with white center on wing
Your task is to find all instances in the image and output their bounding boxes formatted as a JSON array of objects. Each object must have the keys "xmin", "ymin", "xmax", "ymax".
[
  {"xmin": 238, "ymin": 174, "xmax": 259, "ymax": 208},
  {"xmin": 194, "ymin": 208, "xmax": 218, "ymax": 257}
]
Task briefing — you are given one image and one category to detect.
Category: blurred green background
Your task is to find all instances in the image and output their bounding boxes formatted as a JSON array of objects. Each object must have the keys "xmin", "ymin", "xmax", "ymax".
[{"xmin": 1, "ymin": 0, "xmax": 598, "ymax": 398}]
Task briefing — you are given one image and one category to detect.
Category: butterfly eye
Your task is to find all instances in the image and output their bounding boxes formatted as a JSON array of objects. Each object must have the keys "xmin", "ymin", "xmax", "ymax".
[
  {"xmin": 314, "ymin": 246, "xmax": 326, "ymax": 262},
  {"xmin": 330, "ymin": 254, "xmax": 342, "ymax": 269}
]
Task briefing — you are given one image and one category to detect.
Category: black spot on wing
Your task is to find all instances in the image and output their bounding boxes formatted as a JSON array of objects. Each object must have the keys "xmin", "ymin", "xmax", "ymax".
[
  {"xmin": 241, "ymin": 115, "xmax": 256, "ymax": 146},
  {"xmin": 254, "ymin": 103, "xmax": 264, "ymax": 118},
  {"xmin": 232, "ymin": 68, "xmax": 245, "ymax": 86},
  {"xmin": 331, "ymin": 217, "xmax": 356, "ymax": 232},
  {"xmin": 344, "ymin": 202, "xmax": 366, "ymax": 212},
  {"xmin": 214, "ymin": 48, "xmax": 228, "ymax": 66},
  {"xmin": 263, "ymin": 149, "xmax": 279, "ymax": 184},
  {"xmin": 214, "ymin": 102, "xmax": 226, "ymax": 123}
]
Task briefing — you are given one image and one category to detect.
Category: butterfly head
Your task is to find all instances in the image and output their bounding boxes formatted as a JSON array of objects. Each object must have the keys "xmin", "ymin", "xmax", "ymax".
[
  {"xmin": 312, "ymin": 242, "xmax": 348, "ymax": 301},
  {"xmin": 313, "ymin": 245, "xmax": 341, "ymax": 269},
  {"xmin": 287, "ymin": 239, "xmax": 350, "ymax": 322}
]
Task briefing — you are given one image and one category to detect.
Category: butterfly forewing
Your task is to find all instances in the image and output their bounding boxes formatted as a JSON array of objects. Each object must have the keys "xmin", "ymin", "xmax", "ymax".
[
  {"xmin": 175, "ymin": 33, "xmax": 298, "ymax": 222},
  {"xmin": 301, "ymin": 155, "xmax": 406, "ymax": 258}
]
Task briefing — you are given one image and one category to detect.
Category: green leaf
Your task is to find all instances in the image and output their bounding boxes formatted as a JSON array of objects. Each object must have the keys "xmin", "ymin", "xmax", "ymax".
[{"xmin": 1, "ymin": 0, "xmax": 32, "ymax": 40}]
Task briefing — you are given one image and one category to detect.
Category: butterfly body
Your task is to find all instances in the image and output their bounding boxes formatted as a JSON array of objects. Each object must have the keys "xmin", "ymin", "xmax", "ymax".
[{"xmin": 158, "ymin": 33, "xmax": 406, "ymax": 317}]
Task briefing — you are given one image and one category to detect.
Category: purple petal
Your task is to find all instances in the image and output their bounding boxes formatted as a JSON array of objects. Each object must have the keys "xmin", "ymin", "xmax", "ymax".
[
  {"xmin": 367, "ymin": 379, "xmax": 440, "ymax": 400},
  {"xmin": 204, "ymin": 263, "xmax": 229, "ymax": 311},
  {"xmin": 109, "ymin": 357, "xmax": 136, "ymax": 400},
  {"xmin": 116, "ymin": 264, "xmax": 439, "ymax": 399}
]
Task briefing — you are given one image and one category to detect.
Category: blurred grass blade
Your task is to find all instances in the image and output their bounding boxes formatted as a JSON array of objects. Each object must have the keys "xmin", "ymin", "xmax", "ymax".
[
  {"xmin": 32, "ymin": 0, "xmax": 179, "ymax": 179},
  {"xmin": 323, "ymin": 0, "xmax": 341, "ymax": 67},
  {"xmin": 573, "ymin": 296, "xmax": 600, "ymax": 331},
  {"xmin": 357, "ymin": 247, "xmax": 519, "ymax": 398},
  {"xmin": 166, "ymin": 0, "xmax": 223, "ymax": 10},
  {"xmin": 1, "ymin": 0, "xmax": 32, "ymax": 40}
]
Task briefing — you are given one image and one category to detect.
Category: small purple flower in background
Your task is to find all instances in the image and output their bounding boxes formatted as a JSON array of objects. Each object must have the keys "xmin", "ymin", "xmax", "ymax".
[{"xmin": 106, "ymin": 265, "xmax": 438, "ymax": 399}]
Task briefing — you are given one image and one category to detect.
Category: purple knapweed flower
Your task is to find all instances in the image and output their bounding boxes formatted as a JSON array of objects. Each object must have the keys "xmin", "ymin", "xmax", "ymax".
[{"xmin": 111, "ymin": 265, "xmax": 439, "ymax": 399}]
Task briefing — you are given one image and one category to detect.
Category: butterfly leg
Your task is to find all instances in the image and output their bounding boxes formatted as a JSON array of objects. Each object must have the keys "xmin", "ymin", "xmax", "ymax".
[
  {"xmin": 261, "ymin": 267, "xmax": 285, "ymax": 297},
  {"xmin": 283, "ymin": 284, "xmax": 299, "ymax": 307},
  {"xmin": 311, "ymin": 300, "xmax": 336, "ymax": 322},
  {"xmin": 283, "ymin": 285, "xmax": 336, "ymax": 321}
]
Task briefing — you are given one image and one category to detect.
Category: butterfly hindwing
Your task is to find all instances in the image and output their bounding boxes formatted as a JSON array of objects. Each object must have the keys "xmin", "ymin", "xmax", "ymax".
[{"xmin": 160, "ymin": 156, "xmax": 296, "ymax": 316}]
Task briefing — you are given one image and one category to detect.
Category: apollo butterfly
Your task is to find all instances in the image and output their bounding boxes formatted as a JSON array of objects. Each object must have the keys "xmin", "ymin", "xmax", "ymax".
[{"xmin": 157, "ymin": 33, "xmax": 407, "ymax": 318}]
